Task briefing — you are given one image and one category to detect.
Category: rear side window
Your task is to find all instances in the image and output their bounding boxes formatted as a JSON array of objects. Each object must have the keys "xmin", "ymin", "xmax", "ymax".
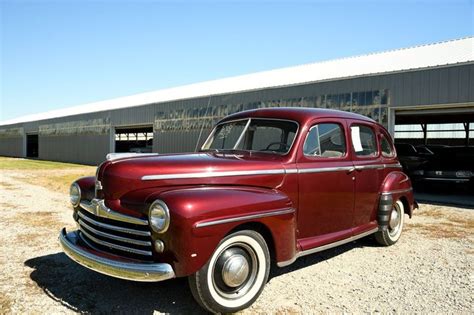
[
  {"xmin": 380, "ymin": 134, "xmax": 395, "ymax": 157},
  {"xmin": 303, "ymin": 123, "xmax": 346, "ymax": 158},
  {"xmin": 351, "ymin": 125, "xmax": 377, "ymax": 157}
]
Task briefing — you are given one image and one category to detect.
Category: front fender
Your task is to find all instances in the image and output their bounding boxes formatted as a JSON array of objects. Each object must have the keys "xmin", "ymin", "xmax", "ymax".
[
  {"xmin": 75, "ymin": 176, "xmax": 96, "ymax": 203},
  {"xmin": 150, "ymin": 186, "xmax": 296, "ymax": 277}
]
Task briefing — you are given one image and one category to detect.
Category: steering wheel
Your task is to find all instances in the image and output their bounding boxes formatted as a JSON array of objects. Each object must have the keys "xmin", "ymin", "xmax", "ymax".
[{"xmin": 263, "ymin": 142, "xmax": 290, "ymax": 152}]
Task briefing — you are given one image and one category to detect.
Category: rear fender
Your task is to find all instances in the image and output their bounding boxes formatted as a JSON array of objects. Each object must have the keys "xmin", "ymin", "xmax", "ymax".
[
  {"xmin": 148, "ymin": 186, "xmax": 296, "ymax": 277},
  {"xmin": 379, "ymin": 171, "xmax": 416, "ymax": 222}
]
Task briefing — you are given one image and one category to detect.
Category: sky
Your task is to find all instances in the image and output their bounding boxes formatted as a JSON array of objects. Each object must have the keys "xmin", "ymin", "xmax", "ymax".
[{"xmin": 0, "ymin": 0, "xmax": 473, "ymax": 122}]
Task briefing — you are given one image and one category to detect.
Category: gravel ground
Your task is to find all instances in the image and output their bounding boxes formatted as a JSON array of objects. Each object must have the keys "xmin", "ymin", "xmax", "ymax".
[{"xmin": 0, "ymin": 169, "xmax": 473, "ymax": 314}]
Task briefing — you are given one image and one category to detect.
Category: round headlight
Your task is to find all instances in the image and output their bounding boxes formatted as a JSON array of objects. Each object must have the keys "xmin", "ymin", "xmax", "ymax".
[
  {"xmin": 70, "ymin": 183, "xmax": 81, "ymax": 207},
  {"xmin": 149, "ymin": 200, "xmax": 170, "ymax": 233}
]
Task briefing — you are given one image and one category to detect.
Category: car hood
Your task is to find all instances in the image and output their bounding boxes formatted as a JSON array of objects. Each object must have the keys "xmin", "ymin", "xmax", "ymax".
[{"xmin": 99, "ymin": 152, "xmax": 289, "ymax": 200}]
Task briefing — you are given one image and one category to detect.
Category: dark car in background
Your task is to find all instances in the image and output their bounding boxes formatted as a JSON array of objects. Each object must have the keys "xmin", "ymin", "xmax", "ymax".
[
  {"xmin": 396, "ymin": 143, "xmax": 474, "ymax": 191},
  {"xmin": 412, "ymin": 146, "xmax": 474, "ymax": 188},
  {"xmin": 394, "ymin": 143, "xmax": 430, "ymax": 175}
]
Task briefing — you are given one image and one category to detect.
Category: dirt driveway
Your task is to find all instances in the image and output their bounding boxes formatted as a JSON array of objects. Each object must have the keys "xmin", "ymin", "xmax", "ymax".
[{"xmin": 0, "ymin": 162, "xmax": 473, "ymax": 313}]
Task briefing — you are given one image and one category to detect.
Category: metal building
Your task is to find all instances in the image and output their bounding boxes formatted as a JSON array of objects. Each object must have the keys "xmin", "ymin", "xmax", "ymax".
[{"xmin": 1, "ymin": 37, "xmax": 473, "ymax": 165}]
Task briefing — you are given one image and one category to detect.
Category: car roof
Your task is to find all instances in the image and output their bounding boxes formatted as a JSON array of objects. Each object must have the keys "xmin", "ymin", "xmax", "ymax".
[{"xmin": 219, "ymin": 107, "xmax": 375, "ymax": 126}]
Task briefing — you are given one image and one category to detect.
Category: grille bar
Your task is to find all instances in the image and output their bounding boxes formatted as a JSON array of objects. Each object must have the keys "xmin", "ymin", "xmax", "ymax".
[
  {"xmin": 76, "ymin": 205, "xmax": 153, "ymax": 259},
  {"xmin": 79, "ymin": 228, "xmax": 153, "ymax": 256},
  {"xmin": 78, "ymin": 211, "xmax": 151, "ymax": 237},
  {"xmin": 78, "ymin": 219, "xmax": 152, "ymax": 247}
]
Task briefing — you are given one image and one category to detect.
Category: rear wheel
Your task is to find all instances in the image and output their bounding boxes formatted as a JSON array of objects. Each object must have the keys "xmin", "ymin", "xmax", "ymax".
[
  {"xmin": 375, "ymin": 200, "xmax": 405, "ymax": 246},
  {"xmin": 188, "ymin": 230, "xmax": 270, "ymax": 313}
]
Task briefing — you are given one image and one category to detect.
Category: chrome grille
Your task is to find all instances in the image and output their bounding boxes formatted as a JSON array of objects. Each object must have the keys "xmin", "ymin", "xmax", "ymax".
[{"xmin": 77, "ymin": 207, "xmax": 153, "ymax": 260}]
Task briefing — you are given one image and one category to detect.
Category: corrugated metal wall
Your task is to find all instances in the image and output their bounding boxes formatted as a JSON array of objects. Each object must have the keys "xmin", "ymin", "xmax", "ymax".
[
  {"xmin": 1, "ymin": 63, "xmax": 473, "ymax": 165},
  {"xmin": 0, "ymin": 135, "xmax": 23, "ymax": 157}
]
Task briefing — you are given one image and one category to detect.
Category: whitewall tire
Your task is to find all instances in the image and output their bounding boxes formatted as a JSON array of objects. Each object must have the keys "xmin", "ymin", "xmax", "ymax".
[
  {"xmin": 375, "ymin": 200, "xmax": 405, "ymax": 246},
  {"xmin": 188, "ymin": 230, "xmax": 270, "ymax": 313}
]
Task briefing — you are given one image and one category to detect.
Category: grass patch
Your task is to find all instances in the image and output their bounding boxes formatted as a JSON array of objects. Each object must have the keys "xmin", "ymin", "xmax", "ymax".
[
  {"xmin": 0, "ymin": 202, "xmax": 18, "ymax": 209},
  {"xmin": 0, "ymin": 181, "xmax": 16, "ymax": 190},
  {"xmin": 1, "ymin": 157, "xmax": 96, "ymax": 194},
  {"xmin": 0, "ymin": 157, "xmax": 91, "ymax": 170},
  {"xmin": 14, "ymin": 211, "xmax": 64, "ymax": 230},
  {"xmin": 0, "ymin": 292, "xmax": 12, "ymax": 314},
  {"xmin": 16, "ymin": 170, "xmax": 96, "ymax": 194},
  {"xmin": 406, "ymin": 205, "xmax": 474, "ymax": 240},
  {"xmin": 407, "ymin": 223, "xmax": 470, "ymax": 239}
]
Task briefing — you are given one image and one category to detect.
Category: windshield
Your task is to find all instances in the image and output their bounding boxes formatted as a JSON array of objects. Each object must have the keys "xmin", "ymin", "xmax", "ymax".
[{"xmin": 201, "ymin": 119, "xmax": 298, "ymax": 155}]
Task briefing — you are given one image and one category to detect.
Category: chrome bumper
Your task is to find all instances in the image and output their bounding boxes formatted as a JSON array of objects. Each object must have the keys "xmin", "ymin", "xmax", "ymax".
[{"xmin": 59, "ymin": 228, "xmax": 175, "ymax": 282}]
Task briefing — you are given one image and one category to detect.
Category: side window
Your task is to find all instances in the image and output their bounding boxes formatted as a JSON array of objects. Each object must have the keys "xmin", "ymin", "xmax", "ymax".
[
  {"xmin": 380, "ymin": 133, "xmax": 395, "ymax": 157},
  {"xmin": 304, "ymin": 123, "xmax": 346, "ymax": 158},
  {"xmin": 351, "ymin": 125, "xmax": 378, "ymax": 157}
]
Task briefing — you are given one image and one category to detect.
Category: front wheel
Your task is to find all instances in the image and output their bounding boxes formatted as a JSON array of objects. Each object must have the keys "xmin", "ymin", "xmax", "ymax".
[
  {"xmin": 375, "ymin": 199, "xmax": 405, "ymax": 246},
  {"xmin": 188, "ymin": 230, "xmax": 270, "ymax": 313}
]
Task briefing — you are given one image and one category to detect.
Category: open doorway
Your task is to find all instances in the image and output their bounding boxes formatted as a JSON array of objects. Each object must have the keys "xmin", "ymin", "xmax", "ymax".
[
  {"xmin": 26, "ymin": 134, "xmax": 39, "ymax": 158},
  {"xmin": 115, "ymin": 126, "xmax": 154, "ymax": 153},
  {"xmin": 394, "ymin": 107, "xmax": 474, "ymax": 206}
]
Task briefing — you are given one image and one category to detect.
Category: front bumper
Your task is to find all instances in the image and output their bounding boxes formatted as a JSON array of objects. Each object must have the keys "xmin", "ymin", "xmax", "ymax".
[{"xmin": 59, "ymin": 228, "xmax": 175, "ymax": 282}]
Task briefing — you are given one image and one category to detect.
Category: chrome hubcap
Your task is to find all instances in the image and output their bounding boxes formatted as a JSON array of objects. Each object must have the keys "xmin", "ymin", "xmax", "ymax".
[
  {"xmin": 389, "ymin": 207, "xmax": 400, "ymax": 229},
  {"xmin": 222, "ymin": 254, "xmax": 250, "ymax": 287},
  {"xmin": 212, "ymin": 243, "xmax": 258, "ymax": 299}
]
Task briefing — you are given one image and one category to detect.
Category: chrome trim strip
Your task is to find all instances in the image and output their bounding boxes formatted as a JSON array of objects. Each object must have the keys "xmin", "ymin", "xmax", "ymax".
[
  {"xmin": 355, "ymin": 164, "xmax": 385, "ymax": 170},
  {"xmin": 386, "ymin": 163, "xmax": 403, "ymax": 169},
  {"xmin": 381, "ymin": 187, "xmax": 413, "ymax": 195},
  {"xmin": 195, "ymin": 207, "xmax": 295, "ymax": 228},
  {"xmin": 355, "ymin": 163, "xmax": 402, "ymax": 171},
  {"xmin": 78, "ymin": 219, "xmax": 152, "ymax": 247},
  {"xmin": 106, "ymin": 153, "xmax": 158, "ymax": 161},
  {"xmin": 80, "ymin": 199, "xmax": 148, "ymax": 226},
  {"xmin": 277, "ymin": 227, "xmax": 378, "ymax": 267},
  {"xmin": 59, "ymin": 229, "xmax": 175, "ymax": 282},
  {"xmin": 78, "ymin": 211, "xmax": 151, "ymax": 237},
  {"xmin": 142, "ymin": 169, "xmax": 286, "ymax": 181},
  {"xmin": 142, "ymin": 163, "xmax": 403, "ymax": 181},
  {"xmin": 79, "ymin": 228, "xmax": 152, "ymax": 256},
  {"xmin": 298, "ymin": 166, "xmax": 354, "ymax": 174}
]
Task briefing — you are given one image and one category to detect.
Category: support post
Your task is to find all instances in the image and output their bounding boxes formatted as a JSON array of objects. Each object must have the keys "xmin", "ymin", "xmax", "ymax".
[
  {"xmin": 464, "ymin": 122, "xmax": 469, "ymax": 146},
  {"xmin": 421, "ymin": 123, "xmax": 427, "ymax": 145}
]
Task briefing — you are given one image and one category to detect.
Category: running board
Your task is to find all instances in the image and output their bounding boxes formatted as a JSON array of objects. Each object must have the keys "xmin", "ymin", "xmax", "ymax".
[{"xmin": 277, "ymin": 227, "xmax": 378, "ymax": 267}]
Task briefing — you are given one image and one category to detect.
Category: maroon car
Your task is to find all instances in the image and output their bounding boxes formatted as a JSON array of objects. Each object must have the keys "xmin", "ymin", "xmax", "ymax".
[{"xmin": 60, "ymin": 107, "xmax": 416, "ymax": 313}]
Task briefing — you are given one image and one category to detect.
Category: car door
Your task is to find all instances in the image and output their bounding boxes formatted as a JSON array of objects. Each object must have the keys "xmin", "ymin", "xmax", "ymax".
[
  {"xmin": 348, "ymin": 120, "xmax": 382, "ymax": 234},
  {"xmin": 296, "ymin": 119, "xmax": 355, "ymax": 250}
]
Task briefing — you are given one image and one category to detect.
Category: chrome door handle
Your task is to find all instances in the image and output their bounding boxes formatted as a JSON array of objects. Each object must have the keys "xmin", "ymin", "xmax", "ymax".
[{"xmin": 346, "ymin": 167, "xmax": 356, "ymax": 174}]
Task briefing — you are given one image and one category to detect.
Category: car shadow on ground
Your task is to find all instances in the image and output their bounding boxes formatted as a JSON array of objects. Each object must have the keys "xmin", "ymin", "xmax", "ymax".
[
  {"xmin": 25, "ymin": 237, "xmax": 377, "ymax": 314},
  {"xmin": 269, "ymin": 236, "xmax": 377, "ymax": 279},
  {"xmin": 24, "ymin": 253, "xmax": 205, "ymax": 314}
]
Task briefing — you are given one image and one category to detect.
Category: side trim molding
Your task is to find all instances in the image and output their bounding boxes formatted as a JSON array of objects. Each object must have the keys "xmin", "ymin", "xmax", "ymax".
[
  {"xmin": 381, "ymin": 187, "xmax": 413, "ymax": 195},
  {"xmin": 141, "ymin": 163, "xmax": 402, "ymax": 181},
  {"xmin": 195, "ymin": 207, "xmax": 295, "ymax": 228},
  {"xmin": 277, "ymin": 227, "xmax": 378, "ymax": 267},
  {"xmin": 298, "ymin": 166, "xmax": 354, "ymax": 174},
  {"xmin": 142, "ymin": 169, "xmax": 286, "ymax": 181}
]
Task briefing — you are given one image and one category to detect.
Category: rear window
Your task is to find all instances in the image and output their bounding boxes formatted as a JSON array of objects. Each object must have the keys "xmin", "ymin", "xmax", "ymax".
[
  {"xmin": 380, "ymin": 134, "xmax": 395, "ymax": 157},
  {"xmin": 351, "ymin": 125, "xmax": 378, "ymax": 157}
]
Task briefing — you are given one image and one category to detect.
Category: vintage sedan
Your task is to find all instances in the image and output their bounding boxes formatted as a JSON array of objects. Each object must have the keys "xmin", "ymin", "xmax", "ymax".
[{"xmin": 60, "ymin": 107, "xmax": 416, "ymax": 313}]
